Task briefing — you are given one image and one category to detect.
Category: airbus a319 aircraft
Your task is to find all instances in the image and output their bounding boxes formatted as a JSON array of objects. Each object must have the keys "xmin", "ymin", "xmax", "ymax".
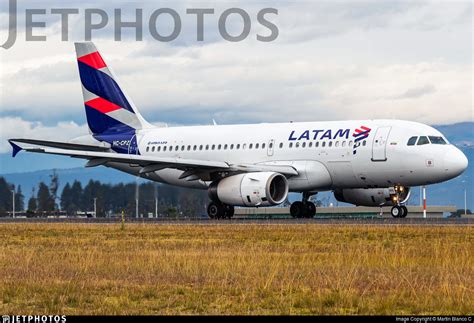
[{"xmin": 9, "ymin": 43, "xmax": 468, "ymax": 219}]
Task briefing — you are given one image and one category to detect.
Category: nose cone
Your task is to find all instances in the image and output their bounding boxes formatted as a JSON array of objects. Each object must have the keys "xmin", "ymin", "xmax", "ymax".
[{"xmin": 444, "ymin": 147, "xmax": 468, "ymax": 179}]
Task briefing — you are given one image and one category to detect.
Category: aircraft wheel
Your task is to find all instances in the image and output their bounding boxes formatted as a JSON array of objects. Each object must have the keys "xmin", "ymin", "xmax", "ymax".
[
  {"xmin": 305, "ymin": 202, "xmax": 316, "ymax": 218},
  {"xmin": 208, "ymin": 202, "xmax": 224, "ymax": 219},
  {"xmin": 400, "ymin": 206, "xmax": 408, "ymax": 218},
  {"xmin": 391, "ymin": 206, "xmax": 401, "ymax": 218},
  {"xmin": 224, "ymin": 205, "xmax": 234, "ymax": 219},
  {"xmin": 290, "ymin": 201, "xmax": 306, "ymax": 218}
]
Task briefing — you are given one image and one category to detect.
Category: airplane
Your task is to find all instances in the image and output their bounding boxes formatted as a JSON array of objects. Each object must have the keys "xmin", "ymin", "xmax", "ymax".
[{"xmin": 8, "ymin": 42, "xmax": 469, "ymax": 219}]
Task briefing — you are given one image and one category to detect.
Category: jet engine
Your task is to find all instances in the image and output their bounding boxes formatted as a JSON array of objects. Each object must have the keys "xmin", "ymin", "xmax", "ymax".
[
  {"xmin": 208, "ymin": 172, "xmax": 289, "ymax": 207},
  {"xmin": 334, "ymin": 186, "xmax": 410, "ymax": 207}
]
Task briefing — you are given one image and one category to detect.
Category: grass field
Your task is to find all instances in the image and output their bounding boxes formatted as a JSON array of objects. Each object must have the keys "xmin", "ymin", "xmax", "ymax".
[{"xmin": 0, "ymin": 223, "xmax": 472, "ymax": 315}]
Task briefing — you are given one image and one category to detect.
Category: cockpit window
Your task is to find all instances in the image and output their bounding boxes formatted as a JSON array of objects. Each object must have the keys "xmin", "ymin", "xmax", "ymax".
[
  {"xmin": 407, "ymin": 136, "xmax": 418, "ymax": 146},
  {"xmin": 428, "ymin": 136, "xmax": 447, "ymax": 145},
  {"xmin": 417, "ymin": 136, "xmax": 430, "ymax": 145}
]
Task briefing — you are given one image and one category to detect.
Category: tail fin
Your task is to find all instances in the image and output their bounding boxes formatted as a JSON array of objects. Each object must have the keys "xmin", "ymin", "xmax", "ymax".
[{"xmin": 74, "ymin": 42, "xmax": 151, "ymax": 135}]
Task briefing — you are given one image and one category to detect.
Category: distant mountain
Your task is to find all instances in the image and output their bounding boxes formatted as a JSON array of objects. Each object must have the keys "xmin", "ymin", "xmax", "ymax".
[
  {"xmin": 1, "ymin": 122, "xmax": 472, "ymax": 209},
  {"xmin": 434, "ymin": 122, "xmax": 474, "ymax": 147}
]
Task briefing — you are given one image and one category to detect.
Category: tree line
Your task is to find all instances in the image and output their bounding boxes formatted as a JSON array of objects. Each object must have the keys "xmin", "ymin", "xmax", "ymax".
[{"xmin": 0, "ymin": 174, "xmax": 208, "ymax": 217}]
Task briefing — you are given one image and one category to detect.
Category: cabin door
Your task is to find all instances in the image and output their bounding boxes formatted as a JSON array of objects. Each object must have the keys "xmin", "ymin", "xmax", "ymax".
[{"xmin": 371, "ymin": 126, "xmax": 391, "ymax": 161}]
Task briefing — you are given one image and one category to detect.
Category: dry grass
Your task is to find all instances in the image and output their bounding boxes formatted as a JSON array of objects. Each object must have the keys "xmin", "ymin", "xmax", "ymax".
[{"xmin": 0, "ymin": 223, "xmax": 472, "ymax": 315}]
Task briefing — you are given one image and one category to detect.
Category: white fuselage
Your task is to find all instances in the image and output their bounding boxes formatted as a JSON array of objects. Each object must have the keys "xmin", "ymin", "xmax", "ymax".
[{"xmin": 107, "ymin": 119, "xmax": 467, "ymax": 192}]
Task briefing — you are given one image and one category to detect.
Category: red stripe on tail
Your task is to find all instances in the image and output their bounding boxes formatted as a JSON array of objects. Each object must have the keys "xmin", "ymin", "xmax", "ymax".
[
  {"xmin": 85, "ymin": 97, "xmax": 121, "ymax": 114},
  {"xmin": 78, "ymin": 52, "xmax": 107, "ymax": 70}
]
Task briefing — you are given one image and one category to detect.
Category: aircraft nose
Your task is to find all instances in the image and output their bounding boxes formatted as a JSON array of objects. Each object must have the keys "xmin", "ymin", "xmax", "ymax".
[{"xmin": 443, "ymin": 147, "xmax": 468, "ymax": 178}]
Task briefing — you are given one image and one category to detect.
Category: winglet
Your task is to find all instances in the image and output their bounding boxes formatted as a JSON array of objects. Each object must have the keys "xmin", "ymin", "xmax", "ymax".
[{"xmin": 9, "ymin": 140, "xmax": 22, "ymax": 157}]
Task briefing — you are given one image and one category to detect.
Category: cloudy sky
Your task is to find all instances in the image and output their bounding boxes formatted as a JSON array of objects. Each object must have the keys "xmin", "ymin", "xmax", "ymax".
[{"xmin": 0, "ymin": 0, "xmax": 472, "ymax": 170}]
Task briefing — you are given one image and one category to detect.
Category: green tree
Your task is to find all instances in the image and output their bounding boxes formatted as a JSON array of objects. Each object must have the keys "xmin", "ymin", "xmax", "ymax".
[
  {"xmin": 49, "ymin": 171, "xmax": 59, "ymax": 210},
  {"xmin": 60, "ymin": 183, "xmax": 72, "ymax": 214},
  {"xmin": 37, "ymin": 182, "xmax": 55, "ymax": 214},
  {"xmin": 27, "ymin": 187, "xmax": 37, "ymax": 214},
  {"xmin": 15, "ymin": 185, "xmax": 25, "ymax": 211},
  {"xmin": 0, "ymin": 177, "xmax": 13, "ymax": 216}
]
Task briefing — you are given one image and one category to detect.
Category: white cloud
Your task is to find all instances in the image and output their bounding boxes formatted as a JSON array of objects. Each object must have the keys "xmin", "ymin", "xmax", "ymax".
[
  {"xmin": 0, "ymin": 117, "xmax": 88, "ymax": 153},
  {"xmin": 0, "ymin": 1, "xmax": 472, "ymax": 126}
]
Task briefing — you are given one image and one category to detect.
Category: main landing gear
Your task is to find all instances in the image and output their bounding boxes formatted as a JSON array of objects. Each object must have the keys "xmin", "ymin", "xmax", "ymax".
[
  {"xmin": 290, "ymin": 192, "xmax": 317, "ymax": 218},
  {"xmin": 390, "ymin": 205, "xmax": 408, "ymax": 218},
  {"xmin": 207, "ymin": 201, "xmax": 234, "ymax": 219}
]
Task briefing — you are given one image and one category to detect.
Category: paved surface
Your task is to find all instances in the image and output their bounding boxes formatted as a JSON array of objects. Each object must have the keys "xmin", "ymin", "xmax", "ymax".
[{"xmin": 0, "ymin": 217, "xmax": 472, "ymax": 225}]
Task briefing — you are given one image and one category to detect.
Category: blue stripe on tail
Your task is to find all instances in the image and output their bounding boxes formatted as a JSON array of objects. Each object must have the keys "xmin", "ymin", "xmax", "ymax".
[
  {"xmin": 78, "ymin": 62, "xmax": 135, "ymax": 114},
  {"xmin": 85, "ymin": 105, "xmax": 135, "ymax": 135}
]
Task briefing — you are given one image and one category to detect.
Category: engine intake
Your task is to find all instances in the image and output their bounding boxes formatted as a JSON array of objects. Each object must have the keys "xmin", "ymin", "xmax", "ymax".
[{"xmin": 209, "ymin": 172, "xmax": 289, "ymax": 207}]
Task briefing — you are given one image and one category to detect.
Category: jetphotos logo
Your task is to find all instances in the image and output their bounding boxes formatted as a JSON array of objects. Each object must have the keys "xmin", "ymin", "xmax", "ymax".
[
  {"xmin": 1, "ymin": 315, "xmax": 66, "ymax": 323},
  {"xmin": 1, "ymin": 0, "xmax": 279, "ymax": 50},
  {"xmin": 352, "ymin": 126, "xmax": 371, "ymax": 155}
]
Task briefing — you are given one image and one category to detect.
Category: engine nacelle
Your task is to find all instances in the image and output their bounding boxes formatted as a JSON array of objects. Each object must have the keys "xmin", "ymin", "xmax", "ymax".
[
  {"xmin": 209, "ymin": 172, "xmax": 289, "ymax": 207},
  {"xmin": 334, "ymin": 186, "xmax": 410, "ymax": 206}
]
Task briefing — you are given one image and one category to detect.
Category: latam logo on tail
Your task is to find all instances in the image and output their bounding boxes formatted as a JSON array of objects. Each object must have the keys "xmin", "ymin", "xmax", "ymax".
[{"xmin": 352, "ymin": 126, "xmax": 371, "ymax": 155}]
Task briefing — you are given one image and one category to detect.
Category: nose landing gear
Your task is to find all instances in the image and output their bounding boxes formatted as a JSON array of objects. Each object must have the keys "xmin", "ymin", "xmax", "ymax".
[
  {"xmin": 390, "ymin": 186, "xmax": 409, "ymax": 218},
  {"xmin": 390, "ymin": 205, "xmax": 408, "ymax": 218}
]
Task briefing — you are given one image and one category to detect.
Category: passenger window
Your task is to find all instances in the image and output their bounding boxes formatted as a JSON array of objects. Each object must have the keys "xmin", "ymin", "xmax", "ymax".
[
  {"xmin": 193, "ymin": 145, "xmax": 197, "ymax": 151},
  {"xmin": 289, "ymin": 143, "xmax": 293, "ymax": 148},
  {"xmin": 230, "ymin": 144, "xmax": 234, "ymax": 150},
  {"xmin": 309, "ymin": 142, "xmax": 313, "ymax": 148},
  {"xmin": 181, "ymin": 146, "xmax": 185, "ymax": 151},
  {"xmin": 164, "ymin": 146, "xmax": 167, "ymax": 151},
  {"xmin": 335, "ymin": 141, "xmax": 339, "ymax": 147},
  {"xmin": 249, "ymin": 144, "xmax": 253, "ymax": 149},
  {"xmin": 243, "ymin": 144, "xmax": 247, "ymax": 149},
  {"xmin": 322, "ymin": 142, "xmax": 326, "ymax": 147},
  {"xmin": 296, "ymin": 142, "xmax": 300, "ymax": 148},
  {"xmin": 255, "ymin": 143, "xmax": 259, "ymax": 149},
  {"xmin": 417, "ymin": 136, "xmax": 429, "ymax": 145},
  {"xmin": 199, "ymin": 145, "xmax": 203, "ymax": 150},
  {"xmin": 349, "ymin": 141, "xmax": 353, "ymax": 146},
  {"xmin": 279, "ymin": 143, "xmax": 283, "ymax": 149},
  {"xmin": 146, "ymin": 146, "xmax": 150, "ymax": 152},
  {"xmin": 328, "ymin": 141, "xmax": 332, "ymax": 147},
  {"xmin": 315, "ymin": 142, "xmax": 319, "ymax": 148},
  {"xmin": 407, "ymin": 136, "xmax": 418, "ymax": 146},
  {"xmin": 205, "ymin": 145, "xmax": 209, "ymax": 150},
  {"xmin": 237, "ymin": 144, "xmax": 240, "ymax": 149},
  {"xmin": 302, "ymin": 142, "xmax": 306, "ymax": 148},
  {"xmin": 175, "ymin": 146, "xmax": 179, "ymax": 151},
  {"xmin": 157, "ymin": 146, "xmax": 161, "ymax": 152},
  {"xmin": 342, "ymin": 141, "xmax": 346, "ymax": 147},
  {"xmin": 429, "ymin": 136, "xmax": 447, "ymax": 145},
  {"xmin": 362, "ymin": 140, "xmax": 366, "ymax": 146},
  {"xmin": 187, "ymin": 145, "xmax": 191, "ymax": 151},
  {"xmin": 269, "ymin": 142, "xmax": 273, "ymax": 149},
  {"xmin": 151, "ymin": 146, "xmax": 154, "ymax": 152},
  {"xmin": 262, "ymin": 143, "xmax": 266, "ymax": 149},
  {"xmin": 218, "ymin": 144, "xmax": 221, "ymax": 150},
  {"xmin": 212, "ymin": 144, "xmax": 215, "ymax": 150},
  {"xmin": 224, "ymin": 144, "xmax": 228, "ymax": 150}
]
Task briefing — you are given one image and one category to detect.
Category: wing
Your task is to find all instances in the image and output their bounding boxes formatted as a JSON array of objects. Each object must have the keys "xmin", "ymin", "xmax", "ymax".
[{"xmin": 9, "ymin": 139, "xmax": 299, "ymax": 180}]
